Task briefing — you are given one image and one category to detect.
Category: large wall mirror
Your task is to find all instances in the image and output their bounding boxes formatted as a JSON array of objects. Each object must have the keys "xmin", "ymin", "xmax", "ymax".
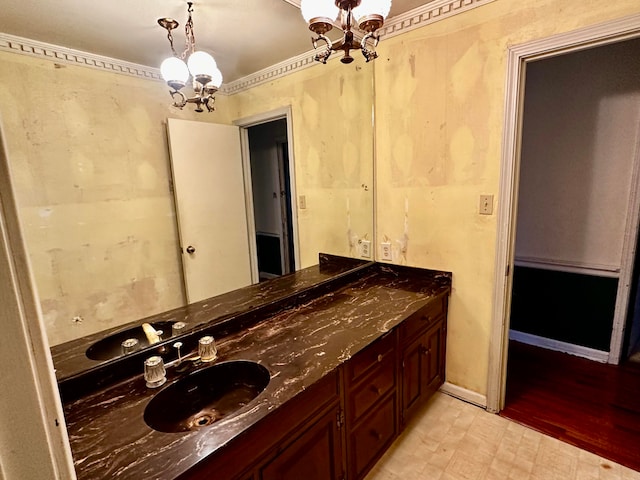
[{"xmin": 0, "ymin": 46, "xmax": 375, "ymax": 356}]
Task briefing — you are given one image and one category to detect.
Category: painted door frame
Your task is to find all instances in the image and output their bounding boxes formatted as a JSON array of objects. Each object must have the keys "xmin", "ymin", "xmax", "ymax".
[
  {"xmin": 486, "ymin": 13, "xmax": 640, "ymax": 413},
  {"xmin": 233, "ymin": 106, "xmax": 301, "ymax": 282},
  {"xmin": 0, "ymin": 120, "xmax": 76, "ymax": 478}
]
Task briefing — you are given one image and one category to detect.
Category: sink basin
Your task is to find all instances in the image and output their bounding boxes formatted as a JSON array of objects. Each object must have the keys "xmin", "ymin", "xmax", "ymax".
[
  {"xmin": 85, "ymin": 321, "xmax": 177, "ymax": 361},
  {"xmin": 144, "ymin": 360, "xmax": 270, "ymax": 433}
]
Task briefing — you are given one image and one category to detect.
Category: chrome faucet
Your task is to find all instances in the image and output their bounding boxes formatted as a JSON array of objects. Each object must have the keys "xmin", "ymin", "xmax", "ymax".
[{"xmin": 144, "ymin": 336, "xmax": 218, "ymax": 387}]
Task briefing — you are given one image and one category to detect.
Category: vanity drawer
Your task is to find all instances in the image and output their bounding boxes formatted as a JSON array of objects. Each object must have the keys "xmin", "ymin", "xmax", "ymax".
[
  {"xmin": 400, "ymin": 295, "xmax": 446, "ymax": 343},
  {"xmin": 346, "ymin": 331, "xmax": 395, "ymax": 384},
  {"xmin": 347, "ymin": 359, "xmax": 395, "ymax": 422},
  {"xmin": 347, "ymin": 393, "xmax": 397, "ymax": 480}
]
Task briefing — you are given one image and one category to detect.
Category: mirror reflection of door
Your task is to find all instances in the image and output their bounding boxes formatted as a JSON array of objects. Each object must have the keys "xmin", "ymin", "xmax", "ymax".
[
  {"xmin": 247, "ymin": 119, "xmax": 296, "ymax": 281},
  {"xmin": 166, "ymin": 118, "xmax": 252, "ymax": 303}
]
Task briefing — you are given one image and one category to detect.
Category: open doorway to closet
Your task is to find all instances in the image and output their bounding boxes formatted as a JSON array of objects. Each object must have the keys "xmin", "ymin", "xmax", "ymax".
[
  {"xmin": 246, "ymin": 119, "xmax": 296, "ymax": 280},
  {"xmin": 500, "ymin": 38, "xmax": 640, "ymax": 471}
]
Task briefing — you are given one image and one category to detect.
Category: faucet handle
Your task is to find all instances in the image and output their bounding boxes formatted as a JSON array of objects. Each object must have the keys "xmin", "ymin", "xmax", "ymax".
[
  {"xmin": 198, "ymin": 336, "xmax": 217, "ymax": 363},
  {"xmin": 144, "ymin": 356, "xmax": 167, "ymax": 388}
]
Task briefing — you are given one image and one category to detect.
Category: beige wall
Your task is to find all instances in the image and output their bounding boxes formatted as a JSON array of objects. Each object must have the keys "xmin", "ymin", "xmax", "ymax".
[
  {"xmin": 373, "ymin": 0, "xmax": 640, "ymax": 396},
  {"xmin": 0, "ymin": 52, "xmax": 234, "ymax": 345},
  {"xmin": 226, "ymin": 60, "xmax": 375, "ymax": 268}
]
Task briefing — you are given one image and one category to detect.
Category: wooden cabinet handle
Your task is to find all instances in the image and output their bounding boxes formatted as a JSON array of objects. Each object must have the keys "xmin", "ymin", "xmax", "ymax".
[
  {"xmin": 370, "ymin": 430, "xmax": 383, "ymax": 441},
  {"xmin": 421, "ymin": 315, "xmax": 431, "ymax": 322},
  {"xmin": 370, "ymin": 385, "xmax": 381, "ymax": 395}
]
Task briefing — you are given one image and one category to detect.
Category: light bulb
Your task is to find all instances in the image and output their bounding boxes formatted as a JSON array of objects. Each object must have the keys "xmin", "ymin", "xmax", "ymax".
[
  {"xmin": 160, "ymin": 57, "xmax": 189, "ymax": 89},
  {"xmin": 209, "ymin": 67, "xmax": 223, "ymax": 89},
  {"xmin": 354, "ymin": 0, "xmax": 392, "ymax": 23},
  {"xmin": 187, "ymin": 51, "xmax": 218, "ymax": 78},
  {"xmin": 300, "ymin": 0, "xmax": 339, "ymax": 24}
]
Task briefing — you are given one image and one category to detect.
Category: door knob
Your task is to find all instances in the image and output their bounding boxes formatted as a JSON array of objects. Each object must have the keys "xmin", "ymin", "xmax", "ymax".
[{"xmin": 186, "ymin": 246, "xmax": 196, "ymax": 254}]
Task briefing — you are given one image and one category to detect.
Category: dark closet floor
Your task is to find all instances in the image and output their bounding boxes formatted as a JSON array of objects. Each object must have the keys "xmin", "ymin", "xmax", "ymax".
[{"xmin": 500, "ymin": 340, "xmax": 640, "ymax": 472}]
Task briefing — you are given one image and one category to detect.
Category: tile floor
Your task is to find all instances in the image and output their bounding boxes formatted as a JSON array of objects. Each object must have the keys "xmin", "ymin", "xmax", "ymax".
[{"xmin": 365, "ymin": 392, "xmax": 640, "ymax": 480}]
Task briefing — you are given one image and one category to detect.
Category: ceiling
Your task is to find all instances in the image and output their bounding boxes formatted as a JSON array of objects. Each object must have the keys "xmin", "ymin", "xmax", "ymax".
[{"xmin": 0, "ymin": 0, "xmax": 431, "ymax": 83}]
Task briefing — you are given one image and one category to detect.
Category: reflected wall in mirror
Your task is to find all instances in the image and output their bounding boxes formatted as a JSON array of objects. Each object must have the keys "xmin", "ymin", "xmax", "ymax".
[{"xmin": 0, "ymin": 48, "xmax": 374, "ymax": 347}]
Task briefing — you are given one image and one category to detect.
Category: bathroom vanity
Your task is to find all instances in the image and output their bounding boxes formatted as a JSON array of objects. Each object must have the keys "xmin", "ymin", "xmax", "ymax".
[{"xmin": 56, "ymin": 256, "xmax": 451, "ymax": 480}]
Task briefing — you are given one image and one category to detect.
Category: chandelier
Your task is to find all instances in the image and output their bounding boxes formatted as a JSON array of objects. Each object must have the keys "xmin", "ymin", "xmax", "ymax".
[
  {"xmin": 300, "ymin": 0, "xmax": 392, "ymax": 64},
  {"xmin": 157, "ymin": 2, "xmax": 222, "ymax": 113}
]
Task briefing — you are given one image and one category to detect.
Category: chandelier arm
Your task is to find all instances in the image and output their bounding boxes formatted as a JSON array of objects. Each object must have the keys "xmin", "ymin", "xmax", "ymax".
[
  {"xmin": 312, "ymin": 34, "xmax": 333, "ymax": 64},
  {"xmin": 169, "ymin": 90, "xmax": 188, "ymax": 109},
  {"xmin": 204, "ymin": 96, "xmax": 216, "ymax": 113},
  {"xmin": 360, "ymin": 32, "xmax": 380, "ymax": 62}
]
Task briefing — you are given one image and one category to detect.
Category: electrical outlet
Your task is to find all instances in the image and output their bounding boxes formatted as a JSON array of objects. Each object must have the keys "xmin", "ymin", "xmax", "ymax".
[
  {"xmin": 380, "ymin": 242, "xmax": 392, "ymax": 261},
  {"xmin": 361, "ymin": 240, "xmax": 371, "ymax": 259},
  {"xmin": 299, "ymin": 195, "xmax": 307, "ymax": 209},
  {"xmin": 479, "ymin": 195, "xmax": 494, "ymax": 215}
]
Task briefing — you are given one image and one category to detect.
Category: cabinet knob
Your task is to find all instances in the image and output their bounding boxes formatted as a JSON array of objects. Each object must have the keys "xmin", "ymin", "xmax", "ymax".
[
  {"xmin": 421, "ymin": 315, "xmax": 431, "ymax": 322},
  {"xmin": 370, "ymin": 430, "xmax": 383, "ymax": 441},
  {"xmin": 377, "ymin": 354, "xmax": 383, "ymax": 363},
  {"xmin": 370, "ymin": 385, "xmax": 381, "ymax": 396}
]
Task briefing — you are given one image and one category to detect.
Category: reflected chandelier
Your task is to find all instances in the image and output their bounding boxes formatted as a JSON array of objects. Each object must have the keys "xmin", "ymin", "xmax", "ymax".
[
  {"xmin": 300, "ymin": 0, "xmax": 392, "ymax": 64},
  {"xmin": 157, "ymin": 2, "xmax": 222, "ymax": 113}
]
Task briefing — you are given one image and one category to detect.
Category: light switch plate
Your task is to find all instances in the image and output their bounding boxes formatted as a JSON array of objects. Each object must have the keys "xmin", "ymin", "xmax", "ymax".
[
  {"xmin": 380, "ymin": 242, "xmax": 392, "ymax": 261},
  {"xmin": 479, "ymin": 195, "xmax": 494, "ymax": 215}
]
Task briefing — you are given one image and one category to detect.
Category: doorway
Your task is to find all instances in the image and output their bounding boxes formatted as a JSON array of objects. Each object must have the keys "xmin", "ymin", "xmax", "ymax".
[
  {"xmin": 247, "ymin": 119, "xmax": 296, "ymax": 280},
  {"xmin": 488, "ymin": 15, "xmax": 640, "ymax": 414},
  {"xmin": 486, "ymin": 14, "xmax": 640, "ymax": 472},
  {"xmin": 508, "ymin": 38, "xmax": 640, "ymax": 363},
  {"xmin": 235, "ymin": 107, "xmax": 300, "ymax": 283}
]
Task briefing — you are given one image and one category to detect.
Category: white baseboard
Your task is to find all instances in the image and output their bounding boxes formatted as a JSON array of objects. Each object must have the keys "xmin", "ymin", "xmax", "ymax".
[
  {"xmin": 509, "ymin": 330, "xmax": 609, "ymax": 363},
  {"xmin": 439, "ymin": 382, "xmax": 487, "ymax": 408}
]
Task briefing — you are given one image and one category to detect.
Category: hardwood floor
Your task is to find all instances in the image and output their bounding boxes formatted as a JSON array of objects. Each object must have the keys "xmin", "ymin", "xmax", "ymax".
[{"xmin": 500, "ymin": 340, "xmax": 640, "ymax": 472}]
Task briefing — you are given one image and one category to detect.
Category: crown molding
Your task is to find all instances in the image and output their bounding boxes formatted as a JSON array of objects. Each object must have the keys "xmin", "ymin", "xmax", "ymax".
[
  {"xmin": 379, "ymin": 0, "xmax": 495, "ymax": 40},
  {"xmin": 0, "ymin": 0, "xmax": 493, "ymax": 95},
  {"xmin": 0, "ymin": 32, "xmax": 161, "ymax": 81},
  {"xmin": 220, "ymin": 49, "xmax": 320, "ymax": 95}
]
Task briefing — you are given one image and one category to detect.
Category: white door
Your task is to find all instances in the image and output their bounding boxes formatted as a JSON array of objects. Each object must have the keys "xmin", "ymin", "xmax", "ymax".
[{"xmin": 166, "ymin": 118, "xmax": 252, "ymax": 303}]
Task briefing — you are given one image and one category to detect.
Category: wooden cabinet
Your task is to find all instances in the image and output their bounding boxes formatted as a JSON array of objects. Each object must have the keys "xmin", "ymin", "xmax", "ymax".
[
  {"xmin": 400, "ymin": 295, "xmax": 447, "ymax": 426},
  {"xmin": 344, "ymin": 332, "xmax": 398, "ymax": 480},
  {"xmin": 260, "ymin": 404, "xmax": 344, "ymax": 480},
  {"xmin": 180, "ymin": 293, "xmax": 448, "ymax": 480}
]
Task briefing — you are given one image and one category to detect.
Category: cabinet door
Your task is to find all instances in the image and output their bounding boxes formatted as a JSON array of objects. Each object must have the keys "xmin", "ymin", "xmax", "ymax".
[
  {"xmin": 423, "ymin": 322, "xmax": 444, "ymax": 398},
  {"xmin": 260, "ymin": 404, "xmax": 344, "ymax": 480},
  {"xmin": 401, "ymin": 320, "xmax": 444, "ymax": 425},
  {"xmin": 401, "ymin": 331, "xmax": 425, "ymax": 423}
]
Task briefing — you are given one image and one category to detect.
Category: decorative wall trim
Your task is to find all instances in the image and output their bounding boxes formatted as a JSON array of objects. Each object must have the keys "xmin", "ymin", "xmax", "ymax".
[
  {"xmin": 377, "ymin": 0, "xmax": 495, "ymax": 40},
  {"xmin": 514, "ymin": 256, "xmax": 620, "ymax": 278},
  {"xmin": 510, "ymin": 330, "xmax": 610, "ymax": 363},
  {"xmin": 221, "ymin": 49, "xmax": 319, "ymax": 95},
  {"xmin": 0, "ymin": 32, "xmax": 161, "ymax": 81},
  {"xmin": 0, "ymin": 0, "xmax": 493, "ymax": 95},
  {"xmin": 439, "ymin": 382, "xmax": 487, "ymax": 408}
]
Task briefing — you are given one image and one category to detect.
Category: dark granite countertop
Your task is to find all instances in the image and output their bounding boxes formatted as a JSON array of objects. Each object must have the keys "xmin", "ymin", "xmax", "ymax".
[{"xmin": 62, "ymin": 263, "xmax": 451, "ymax": 480}]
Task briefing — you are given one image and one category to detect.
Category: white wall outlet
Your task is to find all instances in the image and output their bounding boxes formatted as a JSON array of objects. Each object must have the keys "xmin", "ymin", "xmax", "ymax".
[
  {"xmin": 380, "ymin": 242, "xmax": 392, "ymax": 261},
  {"xmin": 479, "ymin": 194, "xmax": 494, "ymax": 215},
  {"xmin": 299, "ymin": 195, "xmax": 307, "ymax": 209},
  {"xmin": 360, "ymin": 240, "xmax": 371, "ymax": 258}
]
